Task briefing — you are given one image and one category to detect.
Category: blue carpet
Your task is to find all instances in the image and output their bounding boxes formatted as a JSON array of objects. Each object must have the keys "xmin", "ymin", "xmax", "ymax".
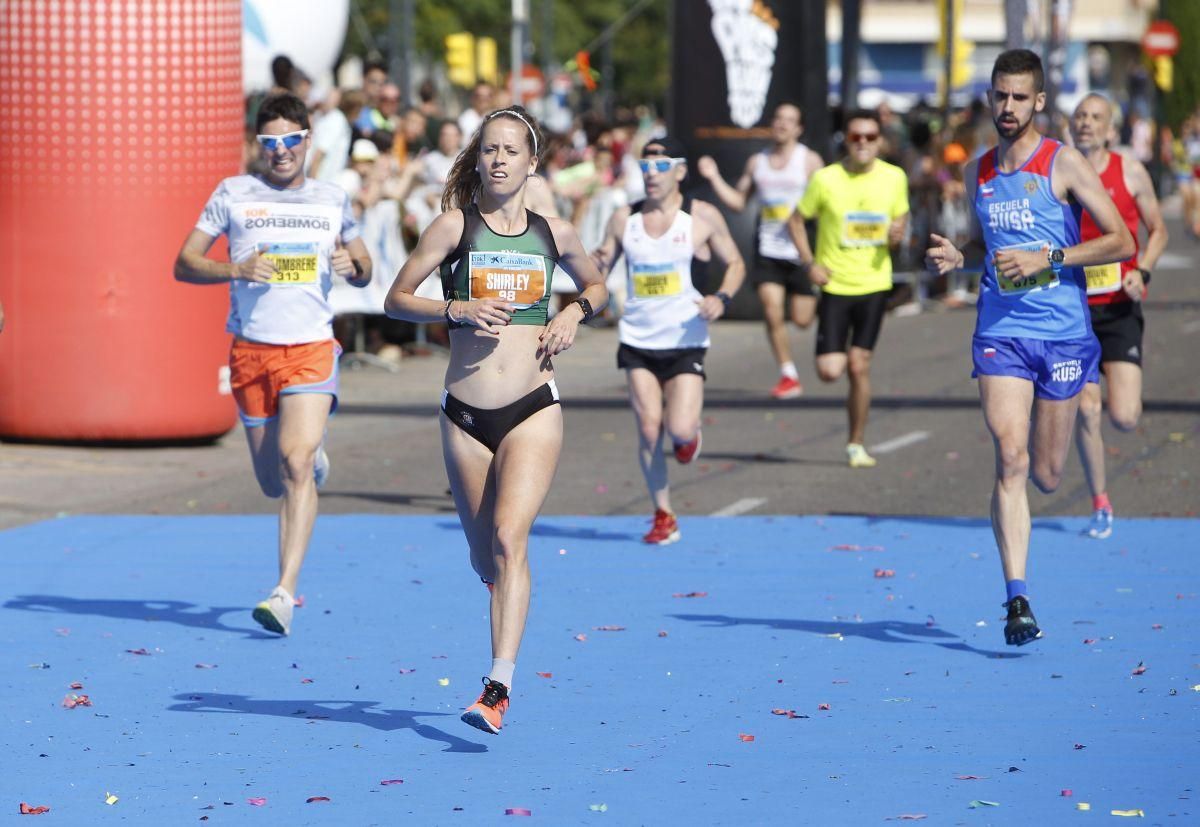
[{"xmin": 3, "ymin": 515, "xmax": 1197, "ymax": 823}]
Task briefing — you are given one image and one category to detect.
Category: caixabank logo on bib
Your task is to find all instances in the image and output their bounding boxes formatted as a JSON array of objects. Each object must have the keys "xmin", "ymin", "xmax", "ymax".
[{"xmin": 708, "ymin": 0, "xmax": 779, "ymax": 129}]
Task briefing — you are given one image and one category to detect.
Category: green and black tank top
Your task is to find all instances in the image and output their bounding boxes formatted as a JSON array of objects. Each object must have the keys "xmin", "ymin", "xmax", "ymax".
[{"xmin": 440, "ymin": 202, "xmax": 561, "ymax": 328}]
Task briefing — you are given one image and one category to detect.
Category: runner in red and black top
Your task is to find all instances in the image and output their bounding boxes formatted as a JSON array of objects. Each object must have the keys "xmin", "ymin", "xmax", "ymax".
[{"xmin": 1069, "ymin": 93, "xmax": 1168, "ymax": 540}]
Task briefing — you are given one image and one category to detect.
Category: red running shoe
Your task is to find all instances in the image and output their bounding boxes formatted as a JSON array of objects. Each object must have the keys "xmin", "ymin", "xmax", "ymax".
[
  {"xmin": 461, "ymin": 677, "xmax": 510, "ymax": 734},
  {"xmin": 642, "ymin": 509, "xmax": 681, "ymax": 545},
  {"xmin": 673, "ymin": 430, "xmax": 702, "ymax": 464},
  {"xmin": 770, "ymin": 376, "xmax": 803, "ymax": 399}
]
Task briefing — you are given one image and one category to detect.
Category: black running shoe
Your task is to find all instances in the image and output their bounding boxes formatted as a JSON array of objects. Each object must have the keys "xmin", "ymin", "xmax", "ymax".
[{"xmin": 1004, "ymin": 595, "xmax": 1043, "ymax": 646}]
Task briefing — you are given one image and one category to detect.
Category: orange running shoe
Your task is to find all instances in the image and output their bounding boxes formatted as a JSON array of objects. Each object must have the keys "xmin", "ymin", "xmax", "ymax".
[
  {"xmin": 642, "ymin": 509, "xmax": 681, "ymax": 545},
  {"xmin": 770, "ymin": 376, "xmax": 803, "ymax": 399},
  {"xmin": 461, "ymin": 677, "xmax": 510, "ymax": 734},
  {"xmin": 673, "ymin": 430, "xmax": 702, "ymax": 464}
]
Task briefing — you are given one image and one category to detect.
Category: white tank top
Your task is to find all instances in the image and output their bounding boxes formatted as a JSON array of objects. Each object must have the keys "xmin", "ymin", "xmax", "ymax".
[
  {"xmin": 618, "ymin": 204, "xmax": 709, "ymax": 350},
  {"xmin": 752, "ymin": 144, "xmax": 809, "ymax": 261}
]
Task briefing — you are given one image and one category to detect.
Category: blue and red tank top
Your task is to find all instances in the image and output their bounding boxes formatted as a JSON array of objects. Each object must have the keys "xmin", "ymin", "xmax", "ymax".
[
  {"xmin": 974, "ymin": 137, "xmax": 1090, "ymax": 340},
  {"xmin": 1079, "ymin": 152, "xmax": 1140, "ymax": 307}
]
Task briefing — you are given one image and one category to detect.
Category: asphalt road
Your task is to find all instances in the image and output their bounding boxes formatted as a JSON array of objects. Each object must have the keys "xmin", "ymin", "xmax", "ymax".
[{"xmin": 2, "ymin": 221, "xmax": 1197, "ymax": 530}]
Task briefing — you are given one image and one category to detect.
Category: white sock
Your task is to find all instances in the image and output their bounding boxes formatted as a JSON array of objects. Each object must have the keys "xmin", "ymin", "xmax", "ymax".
[
  {"xmin": 488, "ymin": 658, "xmax": 515, "ymax": 690},
  {"xmin": 780, "ymin": 361, "xmax": 799, "ymax": 380}
]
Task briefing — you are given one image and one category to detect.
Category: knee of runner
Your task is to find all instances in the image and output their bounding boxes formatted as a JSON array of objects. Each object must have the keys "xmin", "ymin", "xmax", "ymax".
[
  {"xmin": 1109, "ymin": 405, "xmax": 1141, "ymax": 433},
  {"xmin": 847, "ymin": 358, "xmax": 871, "ymax": 379},
  {"xmin": 1031, "ymin": 463, "xmax": 1062, "ymax": 494},
  {"xmin": 637, "ymin": 418, "xmax": 664, "ymax": 445},
  {"xmin": 492, "ymin": 525, "xmax": 529, "ymax": 561},
  {"xmin": 816, "ymin": 364, "xmax": 841, "ymax": 383},
  {"xmin": 996, "ymin": 441, "xmax": 1030, "ymax": 478},
  {"xmin": 1077, "ymin": 393, "xmax": 1103, "ymax": 423},
  {"xmin": 279, "ymin": 447, "xmax": 317, "ymax": 484}
]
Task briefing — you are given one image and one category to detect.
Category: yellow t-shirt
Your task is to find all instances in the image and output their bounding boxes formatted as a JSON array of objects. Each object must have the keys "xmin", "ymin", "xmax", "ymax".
[{"xmin": 797, "ymin": 160, "xmax": 909, "ymax": 296}]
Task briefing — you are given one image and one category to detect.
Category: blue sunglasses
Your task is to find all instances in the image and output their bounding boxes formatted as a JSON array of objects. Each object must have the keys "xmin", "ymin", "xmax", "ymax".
[
  {"xmin": 638, "ymin": 157, "xmax": 685, "ymax": 174},
  {"xmin": 256, "ymin": 129, "xmax": 309, "ymax": 152}
]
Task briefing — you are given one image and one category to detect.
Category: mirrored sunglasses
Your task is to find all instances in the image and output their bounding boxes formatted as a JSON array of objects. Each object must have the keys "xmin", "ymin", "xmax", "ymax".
[
  {"xmin": 256, "ymin": 129, "xmax": 309, "ymax": 152},
  {"xmin": 638, "ymin": 157, "xmax": 685, "ymax": 174}
]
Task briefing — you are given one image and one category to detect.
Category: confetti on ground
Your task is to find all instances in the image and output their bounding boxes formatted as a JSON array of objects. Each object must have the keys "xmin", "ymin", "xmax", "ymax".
[
  {"xmin": 738, "ymin": 734, "xmax": 755, "ymax": 742},
  {"xmin": 588, "ymin": 804, "xmax": 608, "ymax": 812},
  {"xmin": 398, "ymin": 668, "xmax": 416, "ymax": 674},
  {"xmin": 536, "ymin": 672, "xmax": 552, "ymax": 679},
  {"xmin": 194, "ymin": 663, "xmax": 217, "ymax": 669},
  {"xmin": 437, "ymin": 678, "xmax": 450, "ymax": 686},
  {"xmin": 829, "ymin": 544, "xmax": 885, "ymax": 551},
  {"xmin": 818, "ymin": 703, "xmax": 831, "ymax": 711},
  {"xmin": 1076, "ymin": 803, "xmax": 1091, "ymax": 811},
  {"xmin": 125, "ymin": 648, "xmax": 151, "ymax": 656},
  {"xmin": 1074, "ymin": 743, "xmax": 1086, "ymax": 750},
  {"xmin": 874, "ymin": 569, "xmax": 895, "ymax": 578},
  {"xmin": 61, "ymin": 694, "xmax": 91, "ymax": 709},
  {"xmin": 573, "ymin": 634, "xmax": 587, "ymax": 642},
  {"xmin": 955, "ymin": 775, "xmax": 985, "ymax": 780},
  {"xmin": 894, "ymin": 816, "xmax": 927, "ymax": 821},
  {"xmin": 19, "ymin": 803, "xmax": 50, "ymax": 815},
  {"xmin": 671, "ymin": 592, "xmax": 708, "ymax": 598},
  {"xmin": 968, "ymin": 800, "xmax": 999, "ymax": 808},
  {"xmin": 379, "ymin": 780, "xmax": 404, "ymax": 786},
  {"xmin": 593, "ymin": 625, "xmax": 626, "ymax": 631},
  {"xmin": 1131, "ymin": 662, "xmax": 1147, "ymax": 676},
  {"xmin": 306, "ymin": 796, "xmax": 330, "ymax": 803},
  {"xmin": 68, "ymin": 682, "xmax": 83, "ymax": 690},
  {"xmin": 246, "ymin": 797, "xmax": 266, "ymax": 806},
  {"xmin": 294, "ymin": 595, "xmax": 305, "ymax": 607},
  {"xmin": 657, "ymin": 630, "xmax": 668, "ymax": 637},
  {"xmin": 505, "ymin": 808, "xmax": 532, "ymax": 816},
  {"xmin": 105, "ymin": 793, "xmax": 118, "ymax": 806},
  {"xmin": 1111, "ymin": 809, "xmax": 1145, "ymax": 817},
  {"xmin": 1060, "ymin": 789, "xmax": 1072, "ymax": 796}
]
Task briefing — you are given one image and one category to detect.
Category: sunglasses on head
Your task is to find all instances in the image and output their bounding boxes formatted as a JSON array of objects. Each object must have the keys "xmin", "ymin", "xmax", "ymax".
[
  {"xmin": 847, "ymin": 132, "xmax": 880, "ymax": 144},
  {"xmin": 638, "ymin": 157, "xmax": 685, "ymax": 174},
  {"xmin": 256, "ymin": 129, "xmax": 309, "ymax": 152}
]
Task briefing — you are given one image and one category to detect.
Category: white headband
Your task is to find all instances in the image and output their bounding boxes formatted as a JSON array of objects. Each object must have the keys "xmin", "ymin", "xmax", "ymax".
[{"xmin": 485, "ymin": 108, "xmax": 539, "ymax": 156}]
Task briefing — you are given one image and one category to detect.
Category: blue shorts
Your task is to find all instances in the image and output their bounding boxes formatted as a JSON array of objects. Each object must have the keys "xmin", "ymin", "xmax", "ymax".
[{"xmin": 971, "ymin": 335, "xmax": 1100, "ymax": 401}]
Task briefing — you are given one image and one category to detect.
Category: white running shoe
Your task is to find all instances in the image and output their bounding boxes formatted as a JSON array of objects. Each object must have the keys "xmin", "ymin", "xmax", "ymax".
[
  {"xmin": 846, "ymin": 443, "xmax": 877, "ymax": 468},
  {"xmin": 252, "ymin": 586, "xmax": 295, "ymax": 636}
]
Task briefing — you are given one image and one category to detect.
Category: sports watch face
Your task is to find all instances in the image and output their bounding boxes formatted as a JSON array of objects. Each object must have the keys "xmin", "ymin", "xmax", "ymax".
[{"xmin": 1049, "ymin": 248, "xmax": 1066, "ymax": 264}]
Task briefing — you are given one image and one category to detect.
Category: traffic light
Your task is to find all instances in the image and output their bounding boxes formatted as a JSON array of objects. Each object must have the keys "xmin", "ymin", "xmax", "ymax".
[
  {"xmin": 476, "ymin": 37, "xmax": 498, "ymax": 86},
  {"xmin": 936, "ymin": 0, "xmax": 974, "ymax": 91},
  {"xmin": 445, "ymin": 32, "xmax": 476, "ymax": 87}
]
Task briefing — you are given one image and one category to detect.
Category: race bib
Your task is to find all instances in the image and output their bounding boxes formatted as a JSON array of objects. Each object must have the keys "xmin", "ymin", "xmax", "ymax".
[
  {"xmin": 260, "ymin": 242, "xmax": 318, "ymax": 284},
  {"xmin": 1085, "ymin": 262, "xmax": 1123, "ymax": 295},
  {"xmin": 841, "ymin": 211, "xmax": 888, "ymax": 247},
  {"xmin": 468, "ymin": 252, "xmax": 547, "ymax": 308},
  {"xmin": 759, "ymin": 202, "xmax": 794, "ymax": 223},
  {"xmin": 993, "ymin": 240, "xmax": 1060, "ymax": 295},
  {"xmin": 631, "ymin": 263, "xmax": 682, "ymax": 298}
]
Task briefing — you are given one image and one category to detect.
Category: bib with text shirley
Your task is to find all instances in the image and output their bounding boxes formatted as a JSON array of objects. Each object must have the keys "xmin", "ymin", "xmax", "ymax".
[
  {"xmin": 840, "ymin": 211, "xmax": 888, "ymax": 247},
  {"xmin": 1085, "ymin": 262, "xmax": 1122, "ymax": 295},
  {"xmin": 260, "ymin": 242, "xmax": 318, "ymax": 284},
  {"xmin": 631, "ymin": 262, "xmax": 683, "ymax": 299},
  {"xmin": 468, "ymin": 251, "xmax": 547, "ymax": 308},
  {"xmin": 994, "ymin": 239, "xmax": 1060, "ymax": 295}
]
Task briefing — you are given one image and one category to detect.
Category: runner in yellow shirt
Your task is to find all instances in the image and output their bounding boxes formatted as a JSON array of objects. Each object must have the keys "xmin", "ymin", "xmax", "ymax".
[{"xmin": 788, "ymin": 109, "xmax": 909, "ymax": 467}]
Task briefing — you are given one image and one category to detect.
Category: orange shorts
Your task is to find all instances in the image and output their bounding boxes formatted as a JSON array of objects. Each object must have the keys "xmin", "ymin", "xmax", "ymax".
[{"xmin": 229, "ymin": 338, "xmax": 341, "ymax": 427}]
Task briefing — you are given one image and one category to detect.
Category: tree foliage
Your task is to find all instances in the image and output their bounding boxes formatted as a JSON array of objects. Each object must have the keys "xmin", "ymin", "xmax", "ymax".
[
  {"xmin": 1164, "ymin": 1, "xmax": 1200, "ymax": 129},
  {"xmin": 342, "ymin": 0, "xmax": 669, "ymax": 111}
]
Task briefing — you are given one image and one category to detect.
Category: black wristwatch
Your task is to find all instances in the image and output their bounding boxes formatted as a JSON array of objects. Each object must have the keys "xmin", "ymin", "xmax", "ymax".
[
  {"xmin": 1047, "ymin": 247, "xmax": 1065, "ymax": 272},
  {"xmin": 1137, "ymin": 268, "xmax": 1151, "ymax": 285},
  {"xmin": 715, "ymin": 291, "xmax": 732, "ymax": 309},
  {"xmin": 572, "ymin": 297, "xmax": 594, "ymax": 323}
]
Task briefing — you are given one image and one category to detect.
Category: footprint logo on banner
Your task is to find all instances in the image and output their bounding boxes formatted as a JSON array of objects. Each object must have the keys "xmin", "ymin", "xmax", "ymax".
[{"xmin": 708, "ymin": 0, "xmax": 780, "ymax": 129}]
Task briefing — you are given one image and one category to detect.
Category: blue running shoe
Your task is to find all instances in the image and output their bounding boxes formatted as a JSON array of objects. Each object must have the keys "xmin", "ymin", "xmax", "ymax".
[{"xmin": 1086, "ymin": 508, "xmax": 1112, "ymax": 539}]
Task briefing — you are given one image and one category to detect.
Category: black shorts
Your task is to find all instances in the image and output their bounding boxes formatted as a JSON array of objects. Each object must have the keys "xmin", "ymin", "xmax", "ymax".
[
  {"xmin": 1089, "ymin": 301, "xmax": 1144, "ymax": 367},
  {"xmin": 815, "ymin": 290, "xmax": 889, "ymax": 355},
  {"xmin": 441, "ymin": 382, "xmax": 560, "ymax": 453},
  {"xmin": 752, "ymin": 254, "xmax": 815, "ymax": 296},
  {"xmin": 617, "ymin": 343, "xmax": 707, "ymax": 382}
]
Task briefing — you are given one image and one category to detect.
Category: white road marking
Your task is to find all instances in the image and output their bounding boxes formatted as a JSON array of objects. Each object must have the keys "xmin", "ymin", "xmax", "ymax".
[
  {"xmin": 711, "ymin": 497, "xmax": 767, "ymax": 517},
  {"xmin": 1153, "ymin": 251, "xmax": 1191, "ymax": 269},
  {"xmin": 869, "ymin": 430, "xmax": 930, "ymax": 455}
]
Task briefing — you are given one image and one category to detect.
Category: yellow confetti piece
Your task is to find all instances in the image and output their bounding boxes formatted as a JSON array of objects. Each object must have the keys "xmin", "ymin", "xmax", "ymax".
[
  {"xmin": 824, "ymin": 633, "xmax": 844, "ymax": 640},
  {"xmin": 1191, "ymin": 684, "xmax": 1200, "ymax": 692},
  {"xmin": 105, "ymin": 792, "xmax": 119, "ymax": 806},
  {"xmin": 437, "ymin": 678, "xmax": 450, "ymax": 686},
  {"xmin": 1076, "ymin": 802, "xmax": 1090, "ymax": 811},
  {"xmin": 1111, "ymin": 809, "xmax": 1144, "ymax": 817},
  {"xmin": 1168, "ymin": 433, "xmax": 1185, "ymax": 442}
]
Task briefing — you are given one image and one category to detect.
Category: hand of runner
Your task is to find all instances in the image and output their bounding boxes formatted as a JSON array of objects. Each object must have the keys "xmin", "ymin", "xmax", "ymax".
[
  {"xmin": 695, "ymin": 294, "xmax": 726, "ymax": 321},
  {"xmin": 925, "ymin": 233, "xmax": 963, "ymax": 275},
  {"xmin": 234, "ymin": 251, "xmax": 277, "ymax": 283},
  {"xmin": 809, "ymin": 263, "xmax": 831, "ymax": 286},
  {"xmin": 994, "ymin": 245, "xmax": 1047, "ymax": 279},
  {"xmin": 887, "ymin": 219, "xmax": 906, "ymax": 247},
  {"xmin": 696, "ymin": 156, "xmax": 719, "ymax": 180},
  {"xmin": 331, "ymin": 239, "xmax": 356, "ymax": 280},
  {"xmin": 1123, "ymin": 269, "xmax": 1145, "ymax": 301},
  {"xmin": 538, "ymin": 311, "xmax": 579, "ymax": 357},
  {"xmin": 457, "ymin": 298, "xmax": 513, "ymax": 334}
]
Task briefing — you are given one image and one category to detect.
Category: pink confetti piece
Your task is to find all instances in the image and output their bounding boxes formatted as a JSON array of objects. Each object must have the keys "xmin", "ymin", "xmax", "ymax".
[
  {"xmin": 874, "ymin": 569, "xmax": 895, "ymax": 578},
  {"xmin": 593, "ymin": 625, "xmax": 626, "ymax": 631},
  {"xmin": 54, "ymin": 628, "xmax": 70, "ymax": 637},
  {"xmin": 194, "ymin": 663, "xmax": 217, "ymax": 669},
  {"xmin": 594, "ymin": 484, "xmax": 608, "ymax": 494},
  {"xmin": 505, "ymin": 808, "xmax": 532, "ymax": 816},
  {"xmin": 818, "ymin": 703, "xmax": 831, "ymax": 711},
  {"xmin": 247, "ymin": 798, "xmax": 266, "ymax": 806},
  {"xmin": 573, "ymin": 633, "xmax": 588, "ymax": 642},
  {"xmin": 301, "ymin": 678, "xmax": 314, "ymax": 684},
  {"xmin": 398, "ymin": 668, "xmax": 416, "ymax": 674},
  {"xmin": 829, "ymin": 544, "xmax": 885, "ymax": 551},
  {"xmin": 1083, "ymin": 638, "xmax": 1098, "ymax": 645},
  {"xmin": 671, "ymin": 591, "xmax": 708, "ymax": 598},
  {"xmin": 19, "ymin": 803, "xmax": 51, "ymax": 815},
  {"xmin": 125, "ymin": 648, "xmax": 151, "ymax": 656},
  {"xmin": 294, "ymin": 595, "xmax": 305, "ymax": 608},
  {"xmin": 657, "ymin": 630, "xmax": 668, "ymax": 637},
  {"xmin": 68, "ymin": 682, "xmax": 83, "ymax": 690},
  {"xmin": 738, "ymin": 733, "xmax": 755, "ymax": 742},
  {"xmin": 1061, "ymin": 789, "xmax": 1073, "ymax": 797},
  {"xmin": 1151, "ymin": 624, "xmax": 1163, "ymax": 630},
  {"xmin": 61, "ymin": 694, "xmax": 92, "ymax": 709},
  {"xmin": 1131, "ymin": 662, "xmax": 1147, "ymax": 676},
  {"xmin": 305, "ymin": 796, "xmax": 330, "ymax": 803},
  {"xmin": 379, "ymin": 779, "xmax": 404, "ymax": 786},
  {"xmin": 536, "ymin": 672, "xmax": 553, "ymax": 679},
  {"xmin": 771, "ymin": 708, "xmax": 808, "ymax": 719},
  {"xmin": 895, "ymin": 817, "xmax": 927, "ymax": 822}
]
